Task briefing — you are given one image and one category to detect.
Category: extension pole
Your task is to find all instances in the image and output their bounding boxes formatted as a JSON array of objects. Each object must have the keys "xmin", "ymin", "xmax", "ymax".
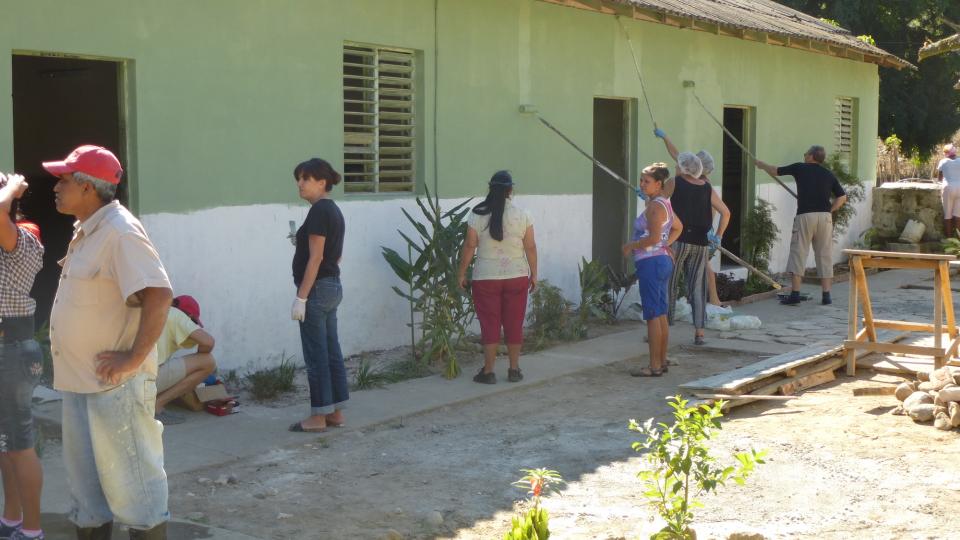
[
  {"xmin": 531, "ymin": 111, "xmax": 782, "ymax": 290},
  {"xmin": 616, "ymin": 16, "xmax": 657, "ymax": 130},
  {"xmin": 683, "ymin": 82, "xmax": 798, "ymax": 200}
]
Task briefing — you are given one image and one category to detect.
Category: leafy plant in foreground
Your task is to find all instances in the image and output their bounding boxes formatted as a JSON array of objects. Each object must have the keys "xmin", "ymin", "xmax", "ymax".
[
  {"xmin": 630, "ymin": 396, "xmax": 767, "ymax": 539},
  {"xmin": 505, "ymin": 468, "xmax": 564, "ymax": 540}
]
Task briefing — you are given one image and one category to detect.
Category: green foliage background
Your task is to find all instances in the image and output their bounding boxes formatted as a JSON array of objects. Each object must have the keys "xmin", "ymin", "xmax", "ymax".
[{"xmin": 782, "ymin": 0, "xmax": 960, "ymax": 155}]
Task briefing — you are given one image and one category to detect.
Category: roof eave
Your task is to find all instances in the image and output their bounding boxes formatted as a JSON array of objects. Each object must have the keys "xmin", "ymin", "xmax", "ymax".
[{"xmin": 537, "ymin": 0, "xmax": 916, "ymax": 71}]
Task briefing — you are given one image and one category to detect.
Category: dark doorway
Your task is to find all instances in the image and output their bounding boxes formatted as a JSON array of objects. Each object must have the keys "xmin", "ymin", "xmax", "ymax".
[
  {"xmin": 12, "ymin": 54, "xmax": 125, "ymax": 327},
  {"xmin": 592, "ymin": 98, "xmax": 630, "ymax": 272},
  {"xmin": 721, "ymin": 107, "xmax": 748, "ymax": 263}
]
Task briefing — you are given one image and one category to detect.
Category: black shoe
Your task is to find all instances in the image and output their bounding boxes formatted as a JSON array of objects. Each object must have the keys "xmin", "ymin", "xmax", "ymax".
[
  {"xmin": 128, "ymin": 522, "xmax": 166, "ymax": 540},
  {"xmin": 507, "ymin": 368, "xmax": 523, "ymax": 382},
  {"xmin": 780, "ymin": 293, "xmax": 802, "ymax": 306},
  {"xmin": 473, "ymin": 368, "xmax": 496, "ymax": 384},
  {"xmin": 822, "ymin": 292, "xmax": 832, "ymax": 305},
  {"xmin": 76, "ymin": 522, "xmax": 113, "ymax": 540}
]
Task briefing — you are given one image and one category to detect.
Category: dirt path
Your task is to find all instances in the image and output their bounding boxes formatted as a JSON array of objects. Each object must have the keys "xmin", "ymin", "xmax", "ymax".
[{"xmin": 168, "ymin": 347, "xmax": 960, "ymax": 539}]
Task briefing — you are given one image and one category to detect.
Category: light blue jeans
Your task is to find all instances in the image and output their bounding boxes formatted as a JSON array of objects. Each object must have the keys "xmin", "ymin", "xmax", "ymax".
[{"xmin": 61, "ymin": 373, "xmax": 169, "ymax": 529}]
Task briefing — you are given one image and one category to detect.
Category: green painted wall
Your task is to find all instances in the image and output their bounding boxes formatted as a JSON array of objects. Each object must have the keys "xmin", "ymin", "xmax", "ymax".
[{"xmin": 0, "ymin": 0, "xmax": 880, "ymax": 213}]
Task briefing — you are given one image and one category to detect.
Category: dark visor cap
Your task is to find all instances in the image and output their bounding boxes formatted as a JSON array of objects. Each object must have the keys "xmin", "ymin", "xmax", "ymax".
[{"xmin": 489, "ymin": 170, "xmax": 514, "ymax": 187}]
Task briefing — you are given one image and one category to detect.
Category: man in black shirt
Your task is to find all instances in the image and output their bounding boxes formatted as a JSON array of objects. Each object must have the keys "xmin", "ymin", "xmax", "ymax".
[{"xmin": 756, "ymin": 145, "xmax": 847, "ymax": 305}]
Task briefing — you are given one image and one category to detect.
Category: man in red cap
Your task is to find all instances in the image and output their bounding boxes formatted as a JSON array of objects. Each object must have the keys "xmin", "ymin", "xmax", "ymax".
[
  {"xmin": 153, "ymin": 295, "xmax": 217, "ymax": 425},
  {"xmin": 43, "ymin": 145, "xmax": 172, "ymax": 540}
]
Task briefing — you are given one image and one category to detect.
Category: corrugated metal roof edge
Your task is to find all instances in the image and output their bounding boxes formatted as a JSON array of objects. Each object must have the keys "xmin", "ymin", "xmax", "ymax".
[{"xmin": 540, "ymin": 0, "xmax": 915, "ymax": 70}]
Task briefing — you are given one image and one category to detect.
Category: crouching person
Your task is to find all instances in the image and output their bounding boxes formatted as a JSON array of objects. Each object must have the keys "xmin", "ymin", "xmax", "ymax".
[
  {"xmin": 43, "ymin": 146, "xmax": 172, "ymax": 540},
  {"xmin": 154, "ymin": 295, "xmax": 217, "ymax": 425}
]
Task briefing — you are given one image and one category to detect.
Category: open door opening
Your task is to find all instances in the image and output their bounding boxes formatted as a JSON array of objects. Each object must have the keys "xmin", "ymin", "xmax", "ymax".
[
  {"xmin": 592, "ymin": 98, "xmax": 630, "ymax": 273},
  {"xmin": 721, "ymin": 107, "xmax": 748, "ymax": 264},
  {"xmin": 12, "ymin": 53, "xmax": 125, "ymax": 328}
]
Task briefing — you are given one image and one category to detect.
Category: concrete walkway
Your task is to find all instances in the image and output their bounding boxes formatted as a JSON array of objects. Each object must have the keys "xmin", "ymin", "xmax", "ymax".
[{"xmin": 15, "ymin": 268, "xmax": 940, "ymax": 539}]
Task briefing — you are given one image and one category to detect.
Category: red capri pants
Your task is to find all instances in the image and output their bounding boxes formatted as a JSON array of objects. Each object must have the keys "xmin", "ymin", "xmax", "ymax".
[{"xmin": 471, "ymin": 276, "xmax": 530, "ymax": 345}]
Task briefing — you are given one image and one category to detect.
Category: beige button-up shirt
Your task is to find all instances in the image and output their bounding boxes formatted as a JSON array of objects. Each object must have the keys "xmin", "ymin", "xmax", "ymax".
[{"xmin": 50, "ymin": 201, "xmax": 172, "ymax": 393}]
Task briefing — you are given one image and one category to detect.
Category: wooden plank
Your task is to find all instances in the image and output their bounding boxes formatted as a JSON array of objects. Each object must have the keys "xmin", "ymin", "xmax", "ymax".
[
  {"xmin": 844, "ymin": 340, "xmax": 945, "ymax": 356},
  {"xmin": 873, "ymin": 320, "xmax": 937, "ymax": 332},
  {"xmin": 693, "ymin": 393, "xmax": 797, "ymax": 401},
  {"xmin": 940, "ymin": 261, "xmax": 957, "ymax": 338},
  {"xmin": 847, "ymin": 259, "xmax": 860, "ymax": 375},
  {"xmin": 852, "ymin": 256, "xmax": 878, "ymax": 343},
  {"xmin": 679, "ymin": 343, "xmax": 838, "ymax": 392},
  {"xmin": 779, "ymin": 369, "xmax": 835, "ymax": 395},
  {"xmin": 722, "ymin": 357, "xmax": 845, "ymax": 409},
  {"xmin": 679, "ymin": 330, "xmax": 903, "ymax": 392},
  {"xmin": 843, "ymin": 249, "xmax": 956, "ymax": 261},
  {"xmin": 860, "ymin": 259, "xmax": 940, "ymax": 270},
  {"xmin": 857, "ymin": 352, "xmax": 960, "ymax": 375}
]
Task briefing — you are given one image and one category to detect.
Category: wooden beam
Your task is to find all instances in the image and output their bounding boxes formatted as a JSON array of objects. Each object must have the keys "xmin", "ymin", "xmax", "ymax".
[
  {"xmin": 844, "ymin": 340, "xmax": 948, "ymax": 356},
  {"xmin": 873, "ymin": 320, "xmax": 938, "ymax": 332}
]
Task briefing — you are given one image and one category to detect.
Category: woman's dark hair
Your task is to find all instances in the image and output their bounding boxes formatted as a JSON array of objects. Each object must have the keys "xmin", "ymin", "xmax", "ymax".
[
  {"xmin": 472, "ymin": 170, "xmax": 513, "ymax": 241},
  {"xmin": 293, "ymin": 158, "xmax": 342, "ymax": 192}
]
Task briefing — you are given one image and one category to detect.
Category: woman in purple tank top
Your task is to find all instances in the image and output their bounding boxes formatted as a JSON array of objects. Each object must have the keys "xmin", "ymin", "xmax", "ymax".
[{"xmin": 621, "ymin": 163, "xmax": 684, "ymax": 377}]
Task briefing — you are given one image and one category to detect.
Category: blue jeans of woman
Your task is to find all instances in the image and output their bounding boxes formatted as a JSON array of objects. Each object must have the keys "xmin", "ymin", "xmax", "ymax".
[
  {"xmin": 298, "ymin": 277, "xmax": 349, "ymax": 415},
  {"xmin": 0, "ymin": 337, "xmax": 43, "ymax": 453}
]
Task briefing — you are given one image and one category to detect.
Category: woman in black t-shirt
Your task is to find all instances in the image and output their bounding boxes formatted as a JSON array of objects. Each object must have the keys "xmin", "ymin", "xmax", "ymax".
[{"xmin": 288, "ymin": 158, "xmax": 348, "ymax": 433}]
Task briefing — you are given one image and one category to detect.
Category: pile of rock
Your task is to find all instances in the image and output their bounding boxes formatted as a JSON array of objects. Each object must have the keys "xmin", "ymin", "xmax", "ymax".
[{"xmin": 893, "ymin": 367, "xmax": 960, "ymax": 430}]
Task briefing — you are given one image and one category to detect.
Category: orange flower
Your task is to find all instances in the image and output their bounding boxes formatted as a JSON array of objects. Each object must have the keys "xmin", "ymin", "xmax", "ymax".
[{"xmin": 530, "ymin": 478, "xmax": 543, "ymax": 497}]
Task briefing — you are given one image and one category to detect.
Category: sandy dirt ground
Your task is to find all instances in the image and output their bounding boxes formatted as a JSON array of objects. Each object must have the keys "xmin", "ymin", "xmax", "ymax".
[{"xmin": 164, "ymin": 345, "xmax": 960, "ymax": 540}]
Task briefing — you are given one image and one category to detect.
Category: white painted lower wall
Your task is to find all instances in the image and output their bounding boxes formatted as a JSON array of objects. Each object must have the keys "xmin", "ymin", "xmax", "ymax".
[
  {"xmin": 141, "ymin": 194, "xmax": 592, "ymax": 371},
  {"xmin": 143, "ymin": 185, "xmax": 869, "ymax": 371}
]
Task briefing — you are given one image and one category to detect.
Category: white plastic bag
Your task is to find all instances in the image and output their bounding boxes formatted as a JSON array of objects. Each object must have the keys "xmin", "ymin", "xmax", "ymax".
[
  {"xmin": 705, "ymin": 316, "xmax": 731, "ymax": 331},
  {"xmin": 729, "ymin": 315, "xmax": 762, "ymax": 330},
  {"xmin": 674, "ymin": 297, "xmax": 693, "ymax": 323},
  {"xmin": 705, "ymin": 303, "xmax": 734, "ymax": 317}
]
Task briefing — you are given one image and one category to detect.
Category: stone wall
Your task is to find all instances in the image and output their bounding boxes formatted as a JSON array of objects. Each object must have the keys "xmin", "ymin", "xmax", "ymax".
[{"xmin": 872, "ymin": 182, "xmax": 944, "ymax": 241}]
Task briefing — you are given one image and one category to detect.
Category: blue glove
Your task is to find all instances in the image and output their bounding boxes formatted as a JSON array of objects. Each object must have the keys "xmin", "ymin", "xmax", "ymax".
[
  {"xmin": 654, "ymin": 128, "xmax": 666, "ymax": 139},
  {"xmin": 707, "ymin": 230, "xmax": 721, "ymax": 249},
  {"xmin": 634, "ymin": 187, "xmax": 648, "ymax": 201}
]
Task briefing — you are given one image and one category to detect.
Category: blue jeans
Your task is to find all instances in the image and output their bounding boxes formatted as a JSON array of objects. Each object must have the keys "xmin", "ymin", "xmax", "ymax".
[
  {"xmin": 61, "ymin": 373, "xmax": 169, "ymax": 529},
  {"xmin": 299, "ymin": 277, "xmax": 349, "ymax": 415},
  {"xmin": 0, "ymin": 339, "xmax": 43, "ymax": 452}
]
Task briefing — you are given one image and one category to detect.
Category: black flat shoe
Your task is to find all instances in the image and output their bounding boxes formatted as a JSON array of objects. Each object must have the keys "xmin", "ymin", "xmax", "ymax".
[
  {"xmin": 507, "ymin": 368, "xmax": 523, "ymax": 382},
  {"xmin": 473, "ymin": 368, "xmax": 496, "ymax": 384}
]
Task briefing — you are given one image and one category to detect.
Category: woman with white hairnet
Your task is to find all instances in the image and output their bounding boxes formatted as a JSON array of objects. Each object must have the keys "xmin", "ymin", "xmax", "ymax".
[{"xmin": 654, "ymin": 129, "xmax": 731, "ymax": 345}]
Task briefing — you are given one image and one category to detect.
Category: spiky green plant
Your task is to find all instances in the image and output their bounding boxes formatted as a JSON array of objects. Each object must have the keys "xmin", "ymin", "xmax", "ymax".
[{"xmin": 381, "ymin": 186, "xmax": 474, "ymax": 378}]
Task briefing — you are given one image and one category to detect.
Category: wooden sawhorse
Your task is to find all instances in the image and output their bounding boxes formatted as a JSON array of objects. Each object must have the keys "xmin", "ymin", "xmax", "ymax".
[{"xmin": 843, "ymin": 249, "xmax": 960, "ymax": 375}]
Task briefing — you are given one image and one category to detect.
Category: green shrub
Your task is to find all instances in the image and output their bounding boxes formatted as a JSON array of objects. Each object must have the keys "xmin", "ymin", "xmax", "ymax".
[
  {"xmin": 630, "ymin": 396, "xmax": 766, "ymax": 539},
  {"xmin": 824, "ymin": 153, "xmax": 866, "ymax": 239},
  {"xmin": 741, "ymin": 198, "xmax": 779, "ymax": 295},
  {"xmin": 526, "ymin": 280, "xmax": 579, "ymax": 347},
  {"xmin": 244, "ymin": 353, "xmax": 297, "ymax": 401}
]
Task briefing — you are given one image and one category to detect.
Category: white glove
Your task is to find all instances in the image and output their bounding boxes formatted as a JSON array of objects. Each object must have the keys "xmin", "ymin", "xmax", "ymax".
[{"xmin": 291, "ymin": 297, "xmax": 307, "ymax": 321}]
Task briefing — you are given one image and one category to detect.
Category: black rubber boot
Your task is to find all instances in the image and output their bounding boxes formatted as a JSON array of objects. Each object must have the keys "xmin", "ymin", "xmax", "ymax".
[
  {"xmin": 75, "ymin": 522, "xmax": 113, "ymax": 540},
  {"xmin": 128, "ymin": 522, "xmax": 166, "ymax": 540}
]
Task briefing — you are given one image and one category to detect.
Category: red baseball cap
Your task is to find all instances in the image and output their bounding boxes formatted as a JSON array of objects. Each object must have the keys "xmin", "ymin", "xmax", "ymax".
[
  {"xmin": 173, "ymin": 295, "xmax": 203, "ymax": 327},
  {"xmin": 42, "ymin": 145, "xmax": 124, "ymax": 185}
]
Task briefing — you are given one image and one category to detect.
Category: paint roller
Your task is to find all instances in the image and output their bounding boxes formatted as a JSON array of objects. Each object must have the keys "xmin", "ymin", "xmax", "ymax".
[
  {"xmin": 520, "ymin": 105, "xmax": 782, "ymax": 290},
  {"xmin": 681, "ymin": 80, "xmax": 798, "ymax": 200}
]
